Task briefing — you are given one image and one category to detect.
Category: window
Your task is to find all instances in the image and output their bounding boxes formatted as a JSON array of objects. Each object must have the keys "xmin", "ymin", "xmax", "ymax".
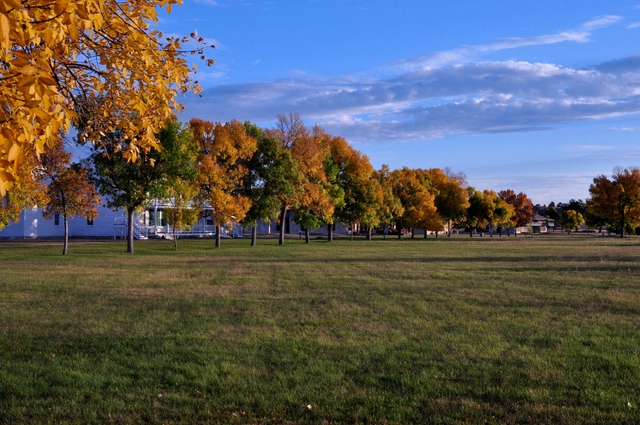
[
  {"xmin": 54, "ymin": 213, "xmax": 60, "ymax": 226},
  {"xmin": 87, "ymin": 218, "xmax": 94, "ymax": 226}
]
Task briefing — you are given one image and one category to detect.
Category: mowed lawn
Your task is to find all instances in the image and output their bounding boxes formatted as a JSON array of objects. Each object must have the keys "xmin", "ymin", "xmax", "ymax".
[{"xmin": 1, "ymin": 235, "xmax": 639, "ymax": 424}]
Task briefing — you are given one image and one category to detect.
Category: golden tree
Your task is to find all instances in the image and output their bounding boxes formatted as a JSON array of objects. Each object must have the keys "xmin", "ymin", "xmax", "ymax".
[
  {"xmin": 0, "ymin": 0, "xmax": 211, "ymax": 197},
  {"xmin": 424, "ymin": 168, "xmax": 469, "ymax": 236},
  {"xmin": 192, "ymin": 119, "xmax": 257, "ymax": 248}
]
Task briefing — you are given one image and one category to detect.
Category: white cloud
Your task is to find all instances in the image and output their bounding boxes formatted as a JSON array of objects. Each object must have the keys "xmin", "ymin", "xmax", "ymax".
[
  {"xmin": 611, "ymin": 126, "xmax": 640, "ymax": 131},
  {"xmin": 192, "ymin": 0, "xmax": 219, "ymax": 5},
  {"xmin": 579, "ymin": 15, "xmax": 622, "ymax": 31},
  {"xmin": 181, "ymin": 16, "xmax": 640, "ymax": 143},
  {"xmin": 627, "ymin": 22, "xmax": 640, "ymax": 29}
]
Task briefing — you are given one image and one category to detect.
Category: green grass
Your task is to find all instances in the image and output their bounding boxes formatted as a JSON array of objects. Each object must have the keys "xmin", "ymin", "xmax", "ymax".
[{"xmin": 1, "ymin": 235, "xmax": 639, "ymax": 424}]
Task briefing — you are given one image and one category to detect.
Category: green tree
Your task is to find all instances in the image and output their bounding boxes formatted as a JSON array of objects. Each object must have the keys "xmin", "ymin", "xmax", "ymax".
[
  {"xmin": 242, "ymin": 122, "xmax": 302, "ymax": 246},
  {"xmin": 155, "ymin": 121, "xmax": 200, "ymax": 251},
  {"xmin": 373, "ymin": 165, "xmax": 404, "ymax": 239}
]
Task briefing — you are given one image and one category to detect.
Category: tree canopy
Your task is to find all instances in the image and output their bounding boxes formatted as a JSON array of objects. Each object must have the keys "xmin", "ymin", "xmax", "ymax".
[{"xmin": 0, "ymin": 0, "xmax": 211, "ymax": 197}]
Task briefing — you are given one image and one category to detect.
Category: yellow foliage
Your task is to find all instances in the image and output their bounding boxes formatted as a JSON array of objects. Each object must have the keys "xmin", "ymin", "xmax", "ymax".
[
  {"xmin": 194, "ymin": 120, "xmax": 257, "ymax": 225},
  {"xmin": 0, "ymin": 0, "xmax": 210, "ymax": 197}
]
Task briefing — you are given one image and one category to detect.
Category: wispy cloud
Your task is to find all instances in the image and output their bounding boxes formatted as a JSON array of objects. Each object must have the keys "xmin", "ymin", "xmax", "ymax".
[
  {"xmin": 628, "ymin": 21, "xmax": 640, "ymax": 29},
  {"xmin": 191, "ymin": 0, "xmax": 219, "ymax": 6},
  {"xmin": 611, "ymin": 126, "xmax": 640, "ymax": 131},
  {"xmin": 182, "ymin": 16, "xmax": 640, "ymax": 143},
  {"xmin": 579, "ymin": 15, "xmax": 622, "ymax": 31}
]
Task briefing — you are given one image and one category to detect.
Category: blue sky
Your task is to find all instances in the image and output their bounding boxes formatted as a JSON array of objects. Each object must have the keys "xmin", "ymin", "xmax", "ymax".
[{"xmin": 158, "ymin": 0, "xmax": 640, "ymax": 205}]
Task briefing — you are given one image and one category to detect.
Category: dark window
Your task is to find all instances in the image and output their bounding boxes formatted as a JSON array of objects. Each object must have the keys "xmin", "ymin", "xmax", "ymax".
[
  {"xmin": 54, "ymin": 213, "xmax": 60, "ymax": 226},
  {"xmin": 87, "ymin": 218, "xmax": 94, "ymax": 226}
]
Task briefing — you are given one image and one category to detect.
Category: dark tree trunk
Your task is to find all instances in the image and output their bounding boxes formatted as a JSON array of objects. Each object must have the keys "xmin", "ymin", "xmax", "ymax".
[
  {"xmin": 411, "ymin": 228, "xmax": 415, "ymax": 239},
  {"xmin": 63, "ymin": 214, "xmax": 69, "ymax": 255},
  {"xmin": 279, "ymin": 208, "xmax": 287, "ymax": 245},
  {"xmin": 435, "ymin": 231, "xmax": 439, "ymax": 238},
  {"xmin": 397, "ymin": 221, "xmax": 402, "ymax": 240},
  {"xmin": 383, "ymin": 225, "xmax": 387, "ymax": 240},
  {"xmin": 127, "ymin": 207, "xmax": 135, "ymax": 254},
  {"xmin": 216, "ymin": 223, "xmax": 221, "ymax": 248},
  {"xmin": 366, "ymin": 227, "xmax": 372, "ymax": 241},
  {"xmin": 424, "ymin": 228, "xmax": 427, "ymax": 239},
  {"xmin": 305, "ymin": 228, "xmax": 310, "ymax": 243},
  {"xmin": 327, "ymin": 223, "xmax": 333, "ymax": 242},
  {"xmin": 620, "ymin": 215, "xmax": 625, "ymax": 238},
  {"xmin": 251, "ymin": 225, "xmax": 257, "ymax": 246},
  {"xmin": 470, "ymin": 228, "xmax": 473, "ymax": 237}
]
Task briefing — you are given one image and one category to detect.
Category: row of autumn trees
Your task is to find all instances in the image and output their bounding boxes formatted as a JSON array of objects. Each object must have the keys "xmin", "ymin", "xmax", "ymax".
[
  {"xmin": 4, "ymin": 111, "xmax": 544, "ymax": 254},
  {"xmin": 0, "ymin": 113, "xmax": 540, "ymax": 254}
]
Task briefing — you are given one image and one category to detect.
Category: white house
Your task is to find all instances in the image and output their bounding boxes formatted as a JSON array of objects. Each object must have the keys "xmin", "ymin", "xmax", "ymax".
[{"xmin": 0, "ymin": 200, "xmax": 350, "ymax": 240}]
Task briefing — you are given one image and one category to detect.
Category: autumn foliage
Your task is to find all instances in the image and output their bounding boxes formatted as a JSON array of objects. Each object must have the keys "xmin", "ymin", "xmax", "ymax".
[{"xmin": 0, "ymin": 0, "xmax": 211, "ymax": 197}]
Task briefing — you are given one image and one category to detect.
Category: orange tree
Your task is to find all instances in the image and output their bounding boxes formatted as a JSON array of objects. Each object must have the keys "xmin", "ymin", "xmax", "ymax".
[
  {"xmin": 192, "ymin": 119, "xmax": 257, "ymax": 248},
  {"xmin": 0, "ymin": 0, "xmax": 211, "ymax": 198},
  {"xmin": 289, "ymin": 124, "xmax": 341, "ymax": 244},
  {"xmin": 587, "ymin": 167, "xmax": 640, "ymax": 237},
  {"xmin": 40, "ymin": 141, "xmax": 101, "ymax": 255},
  {"xmin": 498, "ymin": 189, "xmax": 534, "ymax": 236}
]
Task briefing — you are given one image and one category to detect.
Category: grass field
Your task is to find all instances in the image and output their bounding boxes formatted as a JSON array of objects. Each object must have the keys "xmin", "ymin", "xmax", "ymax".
[{"xmin": 1, "ymin": 235, "xmax": 639, "ymax": 424}]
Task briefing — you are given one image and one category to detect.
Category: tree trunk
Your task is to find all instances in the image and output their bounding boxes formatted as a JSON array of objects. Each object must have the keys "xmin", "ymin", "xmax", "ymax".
[
  {"xmin": 63, "ymin": 214, "xmax": 69, "ymax": 255},
  {"xmin": 350, "ymin": 223, "xmax": 354, "ymax": 241},
  {"xmin": 327, "ymin": 223, "xmax": 333, "ymax": 242},
  {"xmin": 127, "ymin": 207, "xmax": 135, "ymax": 254},
  {"xmin": 448, "ymin": 219, "xmax": 452, "ymax": 237},
  {"xmin": 367, "ymin": 227, "xmax": 372, "ymax": 241},
  {"xmin": 251, "ymin": 225, "xmax": 257, "ymax": 246},
  {"xmin": 383, "ymin": 225, "xmax": 387, "ymax": 240},
  {"xmin": 305, "ymin": 228, "xmax": 310, "ymax": 244},
  {"xmin": 173, "ymin": 227, "xmax": 178, "ymax": 251},
  {"xmin": 216, "ymin": 223, "xmax": 221, "ymax": 248},
  {"xmin": 397, "ymin": 221, "xmax": 402, "ymax": 240},
  {"xmin": 513, "ymin": 227, "xmax": 517, "ymax": 237},
  {"xmin": 424, "ymin": 228, "xmax": 427, "ymax": 239},
  {"xmin": 435, "ymin": 231, "xmax": 439, "ymax": 238},
  {"xmin": 620, "ymin": 215, "xmax": 625, "ymax": 238},
  {"xmin": 279, "ymin": 208, "xmax": 287, "ymax": 245},
  {"xmin": 411, "ymin": 228, "xmax": 415, "ymax": 239},
  {"xmin": 470, "ymin": 228, "xmax": 473, "ymax": 237}
]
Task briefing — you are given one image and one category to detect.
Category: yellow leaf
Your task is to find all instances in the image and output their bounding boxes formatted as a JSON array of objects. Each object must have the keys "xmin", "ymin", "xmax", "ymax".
[
  {"xmin": 0, "ymin": 177, "xmax": 6, "ymax": 197},
  {"xmin": 0, "ymin": 170, "xmax": 16, "ymax": 182},
  {"xmin": 7, "ymin": 143, "xmax": 19, "ymax": 161},
  {"xmin": 0, "ymin": 13, "xmax": 9, "ymax": 44},
  {"xmin": 4, "ymin": 0, "xmax": 22, "ymax": 10}
]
